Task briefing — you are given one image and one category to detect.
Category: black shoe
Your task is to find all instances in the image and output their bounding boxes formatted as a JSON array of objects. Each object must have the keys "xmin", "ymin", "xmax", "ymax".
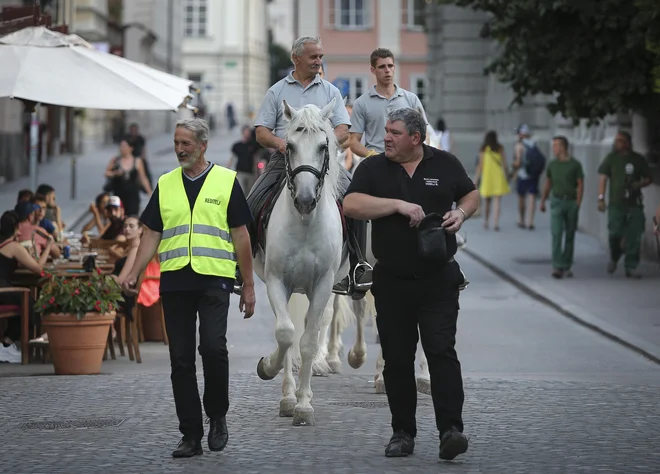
[
  {"xmin": 172, "ymin": 438, "xmax": 203, "ymax": 458},
  {"xmin": 332, "ymin": 275, "xmax": 351, "ymax": 296},
  {"xmin": 385, "ymin": 430, "xmax": 415, "ymax": 457},
  {"xmin": 208, "ymin": 416, "xmax": 229, "ymax": 452},
  {"xmin": 439, "ymin": 427, "xmax": 468, "ymax": 460}
]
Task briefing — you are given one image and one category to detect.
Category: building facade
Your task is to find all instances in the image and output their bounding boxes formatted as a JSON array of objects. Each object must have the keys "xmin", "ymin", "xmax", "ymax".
[
  {"xmin": 296, "ymin": 0, "xmax": 429, "ymax": 106},
  {"xmin": 181, "ymin": 0, "xmax": 270, "ymax": 130}
]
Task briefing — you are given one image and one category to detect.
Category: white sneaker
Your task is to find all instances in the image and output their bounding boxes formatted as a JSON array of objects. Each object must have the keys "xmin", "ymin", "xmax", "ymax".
[{"xmin": 0, "ymin": 343, "xmax": 22, "ymax": 363}]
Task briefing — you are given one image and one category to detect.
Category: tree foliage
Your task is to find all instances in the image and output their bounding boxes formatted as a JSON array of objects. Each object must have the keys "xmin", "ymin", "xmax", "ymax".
[
  {"xmin": 437, "ymin": 0, "xmax": 660, "ymax": 123},
  {"xmin": 269, "ymin": 43, "xmax": 292, "ymax": 86}
]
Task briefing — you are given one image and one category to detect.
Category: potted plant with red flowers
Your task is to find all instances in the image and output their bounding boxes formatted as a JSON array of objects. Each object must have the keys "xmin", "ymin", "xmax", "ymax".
[{"xmin": 34, "ymin": 268, "xmax": 123, "ymax": 375}]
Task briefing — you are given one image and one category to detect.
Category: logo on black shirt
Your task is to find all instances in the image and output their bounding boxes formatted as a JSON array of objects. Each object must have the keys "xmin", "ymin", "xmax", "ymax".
[
  {"xmin": 423, "ymin": 178, "xmax": 439, "ymax": 187},
  {"xmin": 205, "ymin": 198, "xmax": 221, "ymax": 205}
]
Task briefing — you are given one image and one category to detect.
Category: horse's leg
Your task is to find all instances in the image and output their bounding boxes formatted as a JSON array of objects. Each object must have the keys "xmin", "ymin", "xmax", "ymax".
[
  {"xmin": 293, "ymin": 284, "xmax": 333, "ymax": 426},
  {"xmin": 326, "ymin": 295, "xmax": 350, "ymax": 374},
  {"xmin": 374, "ymin": 344, "xmax": 386, "ymax": 394},
  {"xmin": 347, "ymin": 297, "xmax": 368, "ymax": 369},
  {"xmin": 312, "ymin": 296, "xmax": 333, "ymax": 376},
  {"xmin": 416, "ymin": 334, "xmax": 432, "ymax": 395},
  {"xmin": 279, "ymin": 348, "xmax": 296, "ymax": 417},
  {"xmin": 257, "ymin": 279, "xmax": 293, "ymax": 380}
]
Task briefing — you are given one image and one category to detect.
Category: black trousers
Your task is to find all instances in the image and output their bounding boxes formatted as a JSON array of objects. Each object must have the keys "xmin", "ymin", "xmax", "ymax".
[
  {"xmin": 161, "ymin": 288, "xmax": 231, "ymax": 441},
  {"xmin": 372, "ymin": 261, "xmax": 465, "ymax": 438},
  {"xmin": 246, "ymin": 152, "xmax": 367, "ymax": 264}
]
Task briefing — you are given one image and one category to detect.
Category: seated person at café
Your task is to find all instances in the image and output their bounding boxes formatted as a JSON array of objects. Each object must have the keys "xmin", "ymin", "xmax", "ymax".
[
  {"xmin": 14, "ymin": 202, "xmax": 61, "ymax": 260},
  {"xmin": 0, "ymin": 210, "xmax": 55, "ymax": 363},
  {"xmin": 111, "ymin": 216, "xmax": 142, "ymax": 331},
  {"xmin": 36, "ymin": 184, "xmax": 65, "ymax": 232},
  {"xmin": 101, "ymin": 196, "xmax": 126, "ymax": 241},
  {"xmin": 16, "ymin": 189, "xmax": 33, "ymax": 204},
  {"xmin": 32, "ymin": 195, "xmax": 58, "ymax": 237},
  {"xmin": 81, "ymin": 192, "xmax": 110, "ymax": 235}
]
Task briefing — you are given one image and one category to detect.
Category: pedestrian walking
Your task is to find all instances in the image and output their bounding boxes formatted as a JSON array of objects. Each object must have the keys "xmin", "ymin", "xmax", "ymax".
[
  {"xmin": 539, "ymin": 136, "xmax": 584, "ymax": 278},
  {"xmin": 512, "ymin": 124, "xmax": 546, "ymax": 230},
  {"xmin": 473, "ymin": 130, "xmax": 510, "ymax": 230},
  {"xmin": 342, "ymin": 107, "xmax": 479, "ymax": 461},
  {"xmin": 228, "ymin": 125, "xmax": 259, "ymax": 195},
  {"xmin": 597, "ymin": 131, "xmax": 652, "ymax": 278},
  {"xmin": 121, "ymin": 117, "xmax": 256, "ymax": 458}
]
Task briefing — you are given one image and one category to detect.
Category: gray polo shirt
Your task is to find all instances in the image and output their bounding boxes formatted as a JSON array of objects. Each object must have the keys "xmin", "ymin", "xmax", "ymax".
[
  {"xmin": 254, "ymin": 72, "xmax": 351, "ymax": 139},
  {"xmin": 350, "ymin": 85, "xmax": 427, "ymax": 153}
]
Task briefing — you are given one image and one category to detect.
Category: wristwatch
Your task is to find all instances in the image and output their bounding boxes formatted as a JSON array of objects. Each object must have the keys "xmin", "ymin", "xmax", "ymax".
[{"xmin": 597, "ymin": 194, "xmax": 604, "ymax": 201}]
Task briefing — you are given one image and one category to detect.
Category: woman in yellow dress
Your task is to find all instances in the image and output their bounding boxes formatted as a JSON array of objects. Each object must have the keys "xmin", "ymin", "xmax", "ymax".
[{"xmin": 474, "ymin": 130, "xmax": 510, "ymax": 230}]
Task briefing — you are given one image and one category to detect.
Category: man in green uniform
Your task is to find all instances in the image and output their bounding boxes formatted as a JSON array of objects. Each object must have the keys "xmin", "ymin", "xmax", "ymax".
[
  {"xmin": 597, "ymin": 131, "xmax": 652, "ymax": 278},
  {"xmin": 540, "ymin": 136, "xmax": 584, "ymax": 278}
]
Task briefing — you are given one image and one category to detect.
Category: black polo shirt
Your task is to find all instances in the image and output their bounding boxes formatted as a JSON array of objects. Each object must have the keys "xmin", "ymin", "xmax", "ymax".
[{"xmin": 346, "ymin": 144, "xmax": 475, "ymax": 278}]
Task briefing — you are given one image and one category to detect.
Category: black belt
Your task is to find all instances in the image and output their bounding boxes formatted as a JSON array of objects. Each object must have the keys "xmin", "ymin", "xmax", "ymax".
[{"xmin": 553, "ymin": 194, "xmax": 576, "ymax": 200}]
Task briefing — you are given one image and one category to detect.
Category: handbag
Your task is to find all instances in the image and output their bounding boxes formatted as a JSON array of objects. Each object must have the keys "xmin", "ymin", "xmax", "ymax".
[{"xmin": 417, "ymin": 213, "xmax": 448, "ymax": 262}]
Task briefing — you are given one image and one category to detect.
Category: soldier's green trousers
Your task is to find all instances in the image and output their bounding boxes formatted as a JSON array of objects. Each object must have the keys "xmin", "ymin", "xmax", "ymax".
[
  {"xmin": 607, "ymin": 205, "xmax": 645, "ymax": 270},
  {"xmin": 550, "ymin": 197, "xmax": 579, "ymax": 270}
]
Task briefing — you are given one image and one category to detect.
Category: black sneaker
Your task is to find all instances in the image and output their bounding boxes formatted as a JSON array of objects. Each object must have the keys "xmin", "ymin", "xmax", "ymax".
[
  {"xmin": 207, "ymin": 416, "xmax": 229, "ymax": 452},
  {"xmin": 172, "ymin": 437, "xmax": 203, "ymax": 458},
  {"xmin": 439, "ymin": 427, "xmax": 468, "ymax": 460},
  {"xmin": 385, "ymin": 430, "xmax": 415, "ymax": 457}
]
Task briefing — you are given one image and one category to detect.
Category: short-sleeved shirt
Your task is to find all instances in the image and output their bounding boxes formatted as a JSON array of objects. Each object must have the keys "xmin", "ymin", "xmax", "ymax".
[
  {"xmin": 546, "ymin": 158, "xmax": 584, "ymax": 199},
  {"xmin": 350, "ymin": 85, "xmax": 427, "ymax": 153},
  {"xmin": 231, "ymin": 140, "xmax": 258, "ymax": 173},
  {"xmin": 254, "ymin": 72, "xmax": 351, "ymax": 139},
  {"xmin": 346, "ymin": 145, "xmax": 476, "ymax": 277},
  {"xmin": 140, "ymin": 163, "xmax": 253, "ymax": 293},
  {"xmin": 597, "ymin": 151, "xmax": 651, "ymax": 208},
  {"xmin": 17, "ymin": 222, "xmax": 49, "ymax": 254}
]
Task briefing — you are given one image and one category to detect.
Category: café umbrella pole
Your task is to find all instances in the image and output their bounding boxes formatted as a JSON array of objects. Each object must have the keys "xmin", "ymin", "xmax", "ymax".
[{"xmin": 28, "ymin": 103, "xmax": 39, "ymax": 193}]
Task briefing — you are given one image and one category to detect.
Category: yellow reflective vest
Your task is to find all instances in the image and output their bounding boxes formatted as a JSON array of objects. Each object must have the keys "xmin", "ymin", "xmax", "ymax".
[{"xmin": 157, "ymin": 165, "xmax": 237, "ymax": 278}]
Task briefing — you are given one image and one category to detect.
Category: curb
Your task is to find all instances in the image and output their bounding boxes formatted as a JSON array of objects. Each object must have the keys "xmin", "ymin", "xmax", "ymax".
[{"xmin": 462, "ymin": 248, "xmax": 660, "ymax": 365}]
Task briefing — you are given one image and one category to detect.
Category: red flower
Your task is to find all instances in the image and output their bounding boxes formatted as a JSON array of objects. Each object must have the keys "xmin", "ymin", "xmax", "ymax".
[
  {"xmin": 40, "ymin": 271, "xmax": 45, "ymax": 277},
  {"xmin": 42, "ymin": 304, "xmax": 46, "ymax": 309},
  {"xmin": 96, "ymin": 268, "xmax": 102, "ymax": 275},
  {"xmin": 74, "ymin": 289, "xmax": 80, "ymax": 295},
  {"xmin": 49, "ymin": 297, "xmax": 55, "ymax": 304},
  {"xmin": 88, "ymin": 282, "xmax": 93, "ymax": 287},
  {"xmin": 108, "ymin": 303, "xmax": 114, "ymax": 310}
]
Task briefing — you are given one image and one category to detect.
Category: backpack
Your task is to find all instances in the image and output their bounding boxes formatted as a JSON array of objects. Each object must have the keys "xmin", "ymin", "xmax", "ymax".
[{"xmin": 523, "ymin": 143, "xmax": 546, "ymax": 179}]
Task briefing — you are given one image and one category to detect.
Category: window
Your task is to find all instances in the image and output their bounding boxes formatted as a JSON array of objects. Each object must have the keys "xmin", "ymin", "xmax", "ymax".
[
  {"xmin": 403, "ymin": 0, "xmax": 426, "ymax": 29},
  {"xmin": 188, "ymin": 73, "xmax": 203, "ymax": 84},
  {"xmin": 328, "ymin": 0, "xmax": 371, "ymax": 30},
  {"xmin": 410, "ymin": 75, "xmax": 428, "ymax": 107},
  {"xmin": 346, "ymin": 76, "xmax": 368, "ymax": 104},
  {"xmin": 183, "ymin": 0, "xmax": 207, "ymax": 37}
]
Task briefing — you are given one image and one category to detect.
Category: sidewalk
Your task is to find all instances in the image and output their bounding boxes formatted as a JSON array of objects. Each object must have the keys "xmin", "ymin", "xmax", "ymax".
[
  {"xmin": 461, "ymin": 193, "xmax": 660, "ymax": 363},
  {"xmin": 0, "ymin": 127, "xmax": 242, "ymax": 230}
]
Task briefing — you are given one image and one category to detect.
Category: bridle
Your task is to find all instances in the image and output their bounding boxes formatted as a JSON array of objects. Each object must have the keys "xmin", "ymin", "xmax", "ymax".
[{"xmin": 284, "ymin": 130, "xmax": 330, "ymax": 202}]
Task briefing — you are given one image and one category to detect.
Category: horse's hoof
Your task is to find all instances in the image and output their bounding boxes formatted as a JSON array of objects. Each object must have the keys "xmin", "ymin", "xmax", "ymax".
[
  {"xmin": 347, "ymin": 348, "xmax": 365, "ymax": 369},
  {"xmin": 416, "ymin": 377, "xmax": 431, "ymax": 395},
  {"xmin": 326, "ymin": 357, "xmax": 342, "ymax": 374},
  {"xmin": 292, "ymin": 407, "xmax": 315, "ymax": 426},
  {"xmin": 279, "ymin": 397, "xmax": 296, "ymax": 417},
  {"xmin": 374, "ymin": 378, "xmax": 386, "ymax": 394},
  {"xmin": 257, "ymin": 357, "xmax": 275, "ymax": 381}
]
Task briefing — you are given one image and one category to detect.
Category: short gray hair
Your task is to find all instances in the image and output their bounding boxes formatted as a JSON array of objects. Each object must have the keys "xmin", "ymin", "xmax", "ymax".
[
  {"xmin": 291, "ymin": 36, "xmax": 322, "ymax": 57},
  {"xmin": 387, "ymin": 108, "xmax": 426, "ymax": 142},
  {"xmin": 175, "ymin": 117, "xmax": 209, "ymax": 143}
]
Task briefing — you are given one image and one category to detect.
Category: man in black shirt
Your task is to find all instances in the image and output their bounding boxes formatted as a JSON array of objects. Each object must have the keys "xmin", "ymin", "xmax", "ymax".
[
  {"xmin": 121, "ymin": 118, "xmax": 255, "ymax": 458},
  {"xmin": 228, "ymin": 125, "xmax": 259, "ymax": 195},
  {"xmin": 344, "ymin": 108, "xmax": 479, "ymax": 461}
]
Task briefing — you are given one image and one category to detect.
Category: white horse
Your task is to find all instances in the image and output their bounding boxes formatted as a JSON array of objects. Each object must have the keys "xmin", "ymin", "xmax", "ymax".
[
  {"xmin": 324, "ymin": 227, "xmax": 469, "ymax": 395},
  {"xmin": 253, "ymin": 98, "xmax": 348, "ymax": 426}
]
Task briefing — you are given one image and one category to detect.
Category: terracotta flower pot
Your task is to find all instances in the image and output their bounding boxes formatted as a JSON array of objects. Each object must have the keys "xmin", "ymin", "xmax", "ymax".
[{"xmin": 41, "ymin": 312, "xmax": 115, "ymax": 375}]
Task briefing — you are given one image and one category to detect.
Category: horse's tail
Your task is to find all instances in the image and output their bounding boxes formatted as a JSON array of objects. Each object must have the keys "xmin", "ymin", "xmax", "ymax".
[{"xmin": 365, "ymin": 291, "xmax": 378, "ymax": 342}]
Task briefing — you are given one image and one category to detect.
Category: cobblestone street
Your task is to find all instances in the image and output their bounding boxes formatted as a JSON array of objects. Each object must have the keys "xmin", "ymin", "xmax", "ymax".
[{"xmin": 2, "ymin": 258, "xmax": 659, "ymax": 473}]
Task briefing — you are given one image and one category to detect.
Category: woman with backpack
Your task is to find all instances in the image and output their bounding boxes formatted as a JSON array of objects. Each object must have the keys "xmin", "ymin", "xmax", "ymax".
[{"xmin": 474, "ymin": 131, "xmax": 510, "ymax": 230}]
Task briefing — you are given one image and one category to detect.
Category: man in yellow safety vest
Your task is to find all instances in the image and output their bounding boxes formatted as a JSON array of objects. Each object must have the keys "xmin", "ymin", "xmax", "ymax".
[{"xmin": 122, "ymin": 117, "xmax": 255, "ymax": 458}]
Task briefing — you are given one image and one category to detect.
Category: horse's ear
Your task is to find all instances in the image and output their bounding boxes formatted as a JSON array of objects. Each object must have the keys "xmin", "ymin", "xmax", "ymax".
[
  {"xmin": 320, "ymin": 97, "xmax": 336, "ymax": 121},
  {"xmin": 282, "ymin": 100, "xmax": 297, "ymax": 121}
]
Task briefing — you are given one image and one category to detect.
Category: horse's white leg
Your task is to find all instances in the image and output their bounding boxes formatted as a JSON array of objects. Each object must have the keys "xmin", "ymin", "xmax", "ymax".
[
  {"xmin": 279, "ymin": 347, "xmax": 297, "ymax": 417},
  {"xmin": 416, "ymin": 335, "xmax": 431, "ymax": 395},
  {"xmin": 326, "ymin": 295, "xmax": 350, "ymax": 373},
  {"xmin": 293, "ymin": 284, "xmax": 333, "ymax": 426},
  {"xmin": 312, "ymin": 296, "xmax": 333, "ymax": 376},
  {"xmin": 257, "ymin": 279, "xmax": 294, "ymax": 380},
  {"xmin": 374, "ymin": 345, "xmax": 386, "ymax": 394},
  {"xmin": 347, "ymin": 297, "xmax": 368, "ymax": 369}
]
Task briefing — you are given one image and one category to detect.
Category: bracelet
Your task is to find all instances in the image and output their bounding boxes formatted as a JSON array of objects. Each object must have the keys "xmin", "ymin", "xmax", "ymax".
[{"xmin": 457, "ymin": 207, "xmax": 467, "ymax": 221}]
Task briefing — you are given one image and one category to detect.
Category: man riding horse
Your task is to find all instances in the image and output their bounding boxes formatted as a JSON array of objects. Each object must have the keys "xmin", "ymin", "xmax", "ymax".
[{"xmin": 233, "ymin": 36, "xmax": 372, "ymax": 300}]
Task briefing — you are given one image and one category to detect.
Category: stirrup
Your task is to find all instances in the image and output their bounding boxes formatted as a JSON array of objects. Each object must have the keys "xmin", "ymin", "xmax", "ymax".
[
  {"xmin": 353, "ymin": 262, "xmax": 373, "ymax": 291},
  {"xmin": 332, "ymin": 276, "xmax": 351, "ymax": 296}
]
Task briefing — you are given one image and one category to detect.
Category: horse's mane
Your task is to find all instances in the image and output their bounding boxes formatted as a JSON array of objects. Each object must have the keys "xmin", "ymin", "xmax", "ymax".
[{"xmin": 284, "ymin": 104, "xmax": 342, "ymax": 200}]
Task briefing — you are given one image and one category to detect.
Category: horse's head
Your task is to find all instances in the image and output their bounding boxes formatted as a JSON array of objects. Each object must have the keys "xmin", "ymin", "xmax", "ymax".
[{"xmin": 282, "ymin": 98, "xmax": 340, "ymax": 215}]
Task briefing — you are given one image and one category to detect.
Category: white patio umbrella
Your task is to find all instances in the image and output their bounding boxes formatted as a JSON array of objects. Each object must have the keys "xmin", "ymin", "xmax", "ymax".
[{"xmin": 0, "ymin": 26, "xmax": 197, "ymax": 190}]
